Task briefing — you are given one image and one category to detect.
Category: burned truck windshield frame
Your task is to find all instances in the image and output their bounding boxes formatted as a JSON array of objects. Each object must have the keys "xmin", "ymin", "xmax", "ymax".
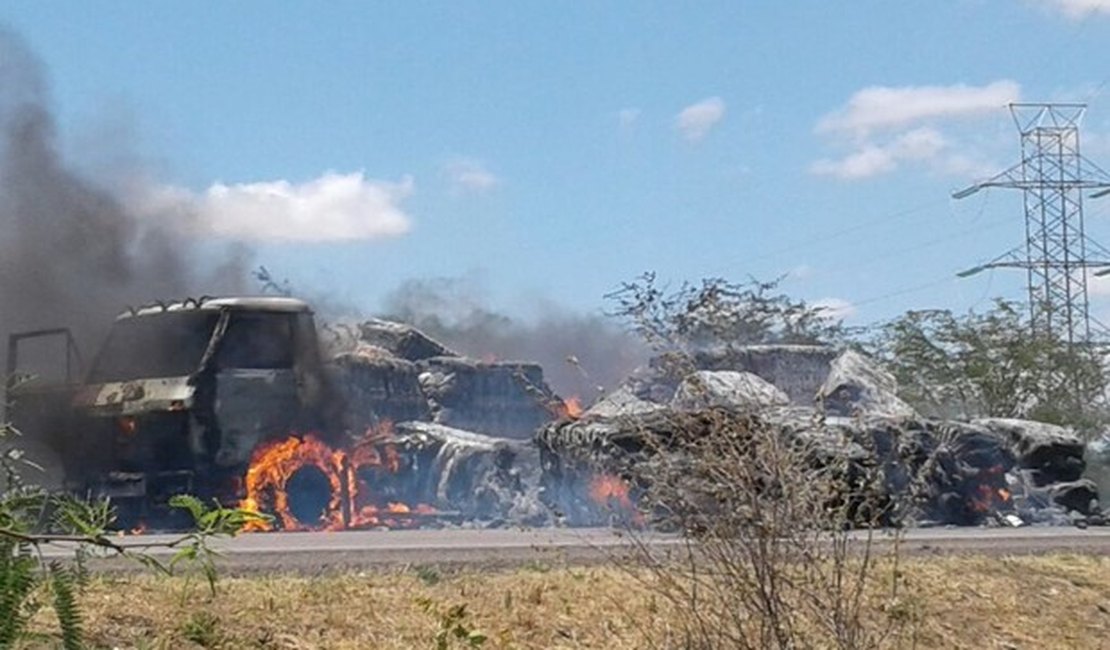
[
  {"xmin": 216, "ymin": 312, "xmax": 295, "ymax": 369},
  {"xmin": 87, "ymin": 312, "xmax": 220, "ymax": 383}
]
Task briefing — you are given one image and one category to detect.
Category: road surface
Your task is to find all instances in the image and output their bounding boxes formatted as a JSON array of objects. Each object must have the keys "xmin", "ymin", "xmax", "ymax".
[{"xmin": 38, "ymin": 526, "xmax": 1110, "ymax": 574}]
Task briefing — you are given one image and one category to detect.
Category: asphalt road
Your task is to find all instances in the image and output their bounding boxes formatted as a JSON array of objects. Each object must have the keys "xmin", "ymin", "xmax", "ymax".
[{"xmin": 37, "ymin": 526, "xmax": 1110, "ymax": 574}]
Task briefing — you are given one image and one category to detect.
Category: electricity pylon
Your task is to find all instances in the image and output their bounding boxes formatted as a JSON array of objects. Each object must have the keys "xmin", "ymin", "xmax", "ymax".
[{"xmin": 954, "ymin": 103, "xmax": 1110, "ymax": 344}]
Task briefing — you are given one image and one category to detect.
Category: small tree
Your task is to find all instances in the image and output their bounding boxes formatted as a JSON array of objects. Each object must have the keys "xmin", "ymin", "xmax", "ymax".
[
  {"xmin": 605, "ymin": 273, "xmax": 848, "ymax": 392},
  {"xmin": 606, "ymin": 273, "xmax": 847, "ymax": 354},
  {"xmin": 868, "ymin": 299, "xmax": 1109, "ymax": 432}
]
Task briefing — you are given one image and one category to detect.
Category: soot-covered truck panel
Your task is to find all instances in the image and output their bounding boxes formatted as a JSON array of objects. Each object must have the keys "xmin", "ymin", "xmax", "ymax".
[{"xmin": 6, "ymin": 297, "xmax": 333, "ymax": 524}]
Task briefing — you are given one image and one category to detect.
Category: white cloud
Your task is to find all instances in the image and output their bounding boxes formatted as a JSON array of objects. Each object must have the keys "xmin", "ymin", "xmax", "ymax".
[
  {"xmin": 788, "ymin": 264, "xmax": 814, "ymax": 281},
  {"xmin": 444, "ymin": 158, "xmax": 500, "ymax": 195},
  {"xmin": 133, "ymin": 171, "xmax": 414, "ymax": 243},
  {"xmin": 617, "ymin": 108, "xmax": 641, "ymax": 129},
  {"xmin": 811, "ymin": 146, "xmax": 896, "ymax": 180},
  {"xmin": 812, "ymin": 81, "xmax": 1020, "ymax": 181},
  {"xmin": 1087, "ymin": 268, "xmax": 1110, "ymax": 297},
  {"xmin": 675, "ymin": 97, "xmax": 726, "ymax": 142},
  {"xmin": 817, "ymin": 81, "xmax": 1020, "ymax": 137},
  {"xmin": 813, "ymin": 297, "xmax": 857, "ymax": 321},
  {"xmin": 811, "ymin": 127, "xmax": 947, "ymax": 179},
  {"xmin": 1036, "ymin": 0, "xmax": 1110, "ymax": 17}
]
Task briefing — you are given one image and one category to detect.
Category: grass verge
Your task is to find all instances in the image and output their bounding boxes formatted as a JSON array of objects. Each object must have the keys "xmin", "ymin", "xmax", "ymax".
[{"xmin": 18, "ymin": 554, "xmax": 1110, "ymax": 649}]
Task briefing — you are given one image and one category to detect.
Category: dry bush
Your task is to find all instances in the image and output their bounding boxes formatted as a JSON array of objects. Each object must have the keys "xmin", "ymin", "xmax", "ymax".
[
  {"xmin": 611, "ymin": 407, "xmax": 913, "ymax": 650},
  {"xmin": 600, "ymin": 272, "xmax": 914, "ymax": 648}
]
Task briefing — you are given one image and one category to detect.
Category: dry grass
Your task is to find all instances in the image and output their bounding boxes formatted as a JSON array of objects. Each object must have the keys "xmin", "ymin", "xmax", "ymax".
[{"xmin": 17, "ymin": 554, "xmax": 1110, "ymax": 649}]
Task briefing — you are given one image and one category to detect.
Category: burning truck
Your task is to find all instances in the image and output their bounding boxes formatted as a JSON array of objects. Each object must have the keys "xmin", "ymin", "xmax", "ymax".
[
  {"xmin": 5, "ymin": 297, "xmax": 341, "ymax": 525},
  {"xmin": 3, "ymin": 296, "xmax": 560, "ymax": 530}
]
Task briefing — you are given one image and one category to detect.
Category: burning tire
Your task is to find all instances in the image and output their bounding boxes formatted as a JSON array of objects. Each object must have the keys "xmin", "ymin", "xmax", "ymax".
[{"xmin": 284, "ymin": 465, "xmax": 334, "ymax": 529}]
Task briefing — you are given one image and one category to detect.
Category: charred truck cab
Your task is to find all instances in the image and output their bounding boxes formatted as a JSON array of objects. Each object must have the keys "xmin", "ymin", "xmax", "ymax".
[{"xmin": 6, "ymin": 297, "xmax": 330, "ymax": 525}]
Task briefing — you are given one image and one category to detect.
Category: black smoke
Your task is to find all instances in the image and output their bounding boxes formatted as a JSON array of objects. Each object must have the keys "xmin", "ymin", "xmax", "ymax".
[
  {"xmin": 380, "ymin": 277, "xmax": 647, "ymax": 400},
  {"xmin": 0, "ymin": 28, "xmax": 247, "ymax": 355}
]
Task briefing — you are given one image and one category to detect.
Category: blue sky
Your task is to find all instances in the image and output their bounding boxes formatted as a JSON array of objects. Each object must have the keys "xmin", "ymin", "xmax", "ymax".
[{"xmin": 4, "ymin": 1, "xmax": 1110, "ymax": 325}]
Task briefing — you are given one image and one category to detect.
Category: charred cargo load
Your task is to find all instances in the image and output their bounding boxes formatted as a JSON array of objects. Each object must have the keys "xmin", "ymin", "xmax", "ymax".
[{"xmin": 5, "ymin": 297, "xmax": 335, "ymax": 523}]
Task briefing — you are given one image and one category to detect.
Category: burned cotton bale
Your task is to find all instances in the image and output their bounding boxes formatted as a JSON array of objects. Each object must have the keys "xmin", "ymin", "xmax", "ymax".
[
  {"xmin": 670, "ymin": 370, "xmax": 790, "ymax": 412},
  {"xmin": 534, "ymin": 408, "xmax": 712, "ymax": 526},
  {"xmin": 417, "ymin": 357, "xmax": 559, "ymax": 439},
  {"xmin": 974, "ymin": 418, "xmax": 1086, "ymax": 486},
  {"xmin": 690, "ymin": 344, "xmax": 838, "ymax": 405},
  {"xmin": 1050, "ymin": 479, "xmax": 1100, "ymax": 516},
  {"xmin": 355, "ymin": 319, "xmax": 458, "ymax": 362},
  {"xmin": 386, "ymin": 422, "xmax": 547, "ymax": 524},
  {"xmin": 583, "ymin": 385, "xmax": 666, "ymax": 418},
  {"xmin": 618, "ymin": 344, "xmax": 838, "ymax": 407},
  {"xmin": 909, "ymin": 422, "xmax": 1017, "ymax": 526},
  {"xmin": 327, "ymin": 351, "xmax": 432, "ymax": 427},
  {"xmin": 817, "ymin": 349, "xmax": 917, "ymax": 419}
]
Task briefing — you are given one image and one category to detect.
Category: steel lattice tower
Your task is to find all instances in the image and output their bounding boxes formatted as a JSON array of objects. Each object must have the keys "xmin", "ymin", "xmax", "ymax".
[{"xmin": 954, "ymin": 103, "xmax": 1110, "ymax": 344}]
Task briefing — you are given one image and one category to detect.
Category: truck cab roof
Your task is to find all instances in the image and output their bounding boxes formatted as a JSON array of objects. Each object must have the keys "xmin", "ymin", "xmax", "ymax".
[{"xmin": 117, "ymin": 296, "xmax": 312, "ymax": 320}]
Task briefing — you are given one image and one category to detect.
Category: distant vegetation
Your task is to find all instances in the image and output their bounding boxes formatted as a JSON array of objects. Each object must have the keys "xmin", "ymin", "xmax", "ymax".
[
  {"xmin": 608, "ymin": 272, "xmax": 1110, "ymax": 434},
  {"xmin": 869, "ymin": 299, "xmax": 1110, "ymax": 433}
]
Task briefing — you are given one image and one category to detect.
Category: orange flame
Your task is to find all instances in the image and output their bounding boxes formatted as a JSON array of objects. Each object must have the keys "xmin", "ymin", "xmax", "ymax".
[
  {"xmin": 238, "ymin": 423, "xmax": 434, "ymax": 532},
  {"xmin": 238, "ymin": 434, "xmax": 345, "ymax": 532},
  {"xmin": 968, "ymin": 465, "xmax": 1012, "ymax": 514},
  {"xmin": 552, "ymin": 396, "xmax": 584, "ymax": 420},
  {"xmin": 589, "ymin": 473, "xmax": 632, "ymax": 508},
  {"xmin": 588, "ymin": 472, "xmax": 642, "ymax": 524}
]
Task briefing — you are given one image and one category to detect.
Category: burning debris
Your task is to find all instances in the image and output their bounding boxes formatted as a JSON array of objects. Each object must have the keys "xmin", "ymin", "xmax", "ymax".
[
  {"xmin": 237, "ymin": 419, "xmax": 547, "ymax": 531},
  {"xmin": 537, "ymin": 349, "xmax": 1109, "ymax": 529},
  {"xmin": 5, "ymin": 295, "xmax": 1107, "ymax": 533}
]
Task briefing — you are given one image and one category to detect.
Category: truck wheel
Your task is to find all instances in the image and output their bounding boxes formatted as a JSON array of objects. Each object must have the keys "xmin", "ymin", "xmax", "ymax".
[{"xmin": 109, "ymin": 497, "xmax": 145, "ymax": 532}]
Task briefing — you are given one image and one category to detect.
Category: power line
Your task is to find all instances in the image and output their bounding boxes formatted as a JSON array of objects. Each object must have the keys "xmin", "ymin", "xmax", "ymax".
[
  {"xmin": 815, "ymin": 213, "xmax": 1014, "ymax": 280},
  {"xmin": 741, "ymin": 198, "xmax": 948, "ymax": 267},
  {"xmin": 851, "ymin": 276, "xmax": 956, "ymax": 309}
]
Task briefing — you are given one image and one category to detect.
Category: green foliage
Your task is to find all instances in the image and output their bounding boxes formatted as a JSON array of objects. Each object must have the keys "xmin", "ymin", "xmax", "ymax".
[
  {"xmin": 868, "ymin": 299, "xmax": 1109, "ymax": 431},
  {"xmin": 416, "ymin": 597, "xmax": 488, "ymax": 649},
  {"xmin": 414, "ymin": 564, "xmax": 442, "ymax": 586},
  {"xmin": 161, "ymin": 495, "xmax": 270, "ymax": 600},
  {"xmin": 0, "ymin": 537, "xmax": 38, "ymax": 647},
  {"xmin": 0, "ymin": 409, "xmax": 270, "ymax": 647},
  {"xmin": 606, "ymin": 272, "xmax": 846, "ymax": 352},
  {"xmin": 49, "ymin": 563, "xmax": 83, "ymax": 650},
  {"xmin": 179, "ymin": 611, "xmax": 224, "ymax": 648}
]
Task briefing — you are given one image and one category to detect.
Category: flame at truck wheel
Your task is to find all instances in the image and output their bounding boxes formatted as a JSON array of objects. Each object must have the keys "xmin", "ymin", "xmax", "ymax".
[
  {"xmin": 238, "ymin": 434, "xmax": 346, "ymax": 532},
  {"xmin": 238, "ymin": 422, "xmax": 434, "ymax": 532}
]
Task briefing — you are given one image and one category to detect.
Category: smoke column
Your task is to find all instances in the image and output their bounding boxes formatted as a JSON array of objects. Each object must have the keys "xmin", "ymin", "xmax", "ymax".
[
  {"xmin": 381, "ymin": 277, "xmax": 647, "ymax": 400},
  {"xmin": 0, "ymin": 29, "xmax": 246, "ymax": 354}
]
